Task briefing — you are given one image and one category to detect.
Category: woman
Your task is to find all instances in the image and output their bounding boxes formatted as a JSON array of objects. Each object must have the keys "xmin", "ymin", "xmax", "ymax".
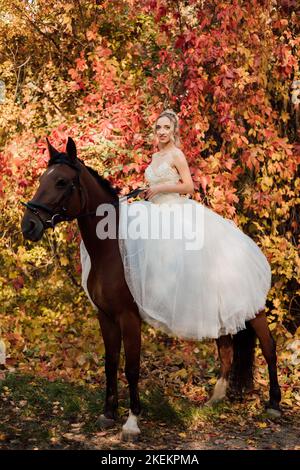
[{"xmin": 83, "ymin": 109, "xmax": 272, "ymax": 340}]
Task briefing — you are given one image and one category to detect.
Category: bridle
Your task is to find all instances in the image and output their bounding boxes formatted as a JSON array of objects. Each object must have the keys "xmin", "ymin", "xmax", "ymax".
[{"xmin": 21, "ymin": 156, "xmax": 146, "ymax": 230}]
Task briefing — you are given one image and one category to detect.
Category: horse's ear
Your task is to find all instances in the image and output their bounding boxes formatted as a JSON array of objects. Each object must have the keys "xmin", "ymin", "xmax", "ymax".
[
  {"xmin": 46, "ymin": 137, "xmax": 60, "ymax": 159},
  {"xmin": 66, "ymin": 137, "xmax": 77, "ymax": 160}
]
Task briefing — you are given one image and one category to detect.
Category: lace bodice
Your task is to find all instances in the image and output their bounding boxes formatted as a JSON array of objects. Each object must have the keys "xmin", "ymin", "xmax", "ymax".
[{"xmin": 145, "ymin": 161, "xmax": 187, "ymax": 204}]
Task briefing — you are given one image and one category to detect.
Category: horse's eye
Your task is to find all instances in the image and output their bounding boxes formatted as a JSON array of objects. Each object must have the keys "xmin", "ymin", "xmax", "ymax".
[{"xmin": 56, "ymin": 178, "xmax": 68, "ymax": 188}]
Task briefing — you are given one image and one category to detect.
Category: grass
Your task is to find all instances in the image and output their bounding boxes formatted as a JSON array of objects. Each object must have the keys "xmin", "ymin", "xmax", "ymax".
[
  {"xmin": 0, "ymin": 372, "xmax": 246, "ymax": 425},
  {"xmin": 0, "ymin": 371, "xmax": 219, "ymax": 443},
  {"xmin": 1, "ymin": 371, "xmax": 298, "ymax": 450}
]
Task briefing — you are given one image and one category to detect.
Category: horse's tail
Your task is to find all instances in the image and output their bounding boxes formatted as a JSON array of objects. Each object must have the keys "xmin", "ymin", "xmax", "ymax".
[{"xmin": 230, "ymin": 322, "xmax": 257, "ymax": 394}]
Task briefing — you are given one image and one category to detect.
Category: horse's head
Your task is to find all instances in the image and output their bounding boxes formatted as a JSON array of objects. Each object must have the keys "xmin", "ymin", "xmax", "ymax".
[{"xmin": 21, "ymin": 137, "xmax": 84, "ymax": 242}]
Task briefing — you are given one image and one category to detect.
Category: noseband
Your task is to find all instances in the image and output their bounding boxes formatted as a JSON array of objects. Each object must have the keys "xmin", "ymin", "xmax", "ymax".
[{"xmin": 21, "ymin": 156, "xmax": 146, "ymax": 229}]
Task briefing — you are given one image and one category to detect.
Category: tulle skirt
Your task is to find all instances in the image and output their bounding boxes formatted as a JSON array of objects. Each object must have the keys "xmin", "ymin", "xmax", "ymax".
[{"xmin": 81, "ymin": 197, "xmax": 271, "ymax": 340}]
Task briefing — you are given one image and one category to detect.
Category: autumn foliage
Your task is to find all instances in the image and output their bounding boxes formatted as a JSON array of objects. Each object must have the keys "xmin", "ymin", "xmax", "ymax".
[{"xmin": 0, "ymin": 0, "xmax": 299, "ymax": 406}]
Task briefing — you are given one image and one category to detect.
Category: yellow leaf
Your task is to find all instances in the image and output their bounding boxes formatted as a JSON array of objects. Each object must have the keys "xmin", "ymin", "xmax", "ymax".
[
  {"xmin": 177, "ymin": 368, "xmax": 188, "ymax": 378},
  {"xmin": 60, "ymin": 256, "xmax": 69, "ymax": 266},
  {"xmin": 257, "ymin": 422, "xmax": 267, "ymax": 428},
  {"xmin": 8, "ymin": 271, "xmax": 18, "ymax": 279},
  {"xmin": 282, "ymin": 398, "xmax": 293, "ymax": 406},
  {"xmin": 281, "ymin": 111, "xmax": 289, "ymax": 123},
  {"xmin": 261, "ymin": 176, "xmax": 273, "ymax": 190},
  {"xmin": 208, "ymin": 377, "xmax": 217, "ymax": 385}
]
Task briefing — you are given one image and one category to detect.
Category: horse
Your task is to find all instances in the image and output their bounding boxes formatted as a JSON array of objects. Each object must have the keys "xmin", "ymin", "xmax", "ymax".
[{"xmin": 21, "ymin": 137, "xmax": 281, "ymax": 440}]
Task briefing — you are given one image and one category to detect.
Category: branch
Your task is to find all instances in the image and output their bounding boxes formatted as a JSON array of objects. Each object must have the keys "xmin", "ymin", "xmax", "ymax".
[
  {"xmin": 14, "ymin": 56, "xmax": 31, "ymax": 102},
  {"xmin": 11, "ymin": 3, "xmax": 73, "ymax": 66}
]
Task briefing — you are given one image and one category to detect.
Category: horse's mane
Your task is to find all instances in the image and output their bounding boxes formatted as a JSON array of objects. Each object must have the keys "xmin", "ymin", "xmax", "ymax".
[
  {"xmin": 48, "ymin": 153, "xmax": 121, "ymax": 200},
  {"xmin": 77, "ymin": 158, "xmax": 121, "ymax": 200}
]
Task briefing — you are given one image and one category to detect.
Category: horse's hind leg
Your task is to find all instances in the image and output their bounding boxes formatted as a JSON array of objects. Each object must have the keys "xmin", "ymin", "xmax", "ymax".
[
  {"xmin": 249, "ymin": 310, "xmax": 281, "ymax": 416},
  {"xmin": 120, "ymin": 310, "xmax": 141, "ymax": 441},
  {"xmin": 96, "ymin": 310, "xmax": 121, "ymax": 428},
  {"xmin": 206, "ymin": 334, "xmax": 233, "ymax": 406}
]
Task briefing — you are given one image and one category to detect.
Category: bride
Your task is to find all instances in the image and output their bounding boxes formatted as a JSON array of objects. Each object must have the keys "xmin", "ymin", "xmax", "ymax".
[{"xmin": 82, "ymin": 108, "xmax": 272, "ymax": 341}]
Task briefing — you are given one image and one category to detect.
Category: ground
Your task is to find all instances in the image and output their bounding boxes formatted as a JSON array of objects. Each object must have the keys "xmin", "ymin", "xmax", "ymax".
[{"xmin": 0, "ymin": 371, "xmax": 299, "ymax": 450}]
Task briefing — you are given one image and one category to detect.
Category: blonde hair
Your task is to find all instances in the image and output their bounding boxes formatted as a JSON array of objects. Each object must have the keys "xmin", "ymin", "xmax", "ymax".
[{"xmin": 154, "ymin": 108, "xmax": 181, "ymax": 148}]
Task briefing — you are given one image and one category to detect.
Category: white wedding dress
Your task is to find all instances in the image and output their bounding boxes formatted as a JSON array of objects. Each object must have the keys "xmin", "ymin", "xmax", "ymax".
[{"xmin": 80, "ymin": 161, "xmax": 271, "ymax": 340}]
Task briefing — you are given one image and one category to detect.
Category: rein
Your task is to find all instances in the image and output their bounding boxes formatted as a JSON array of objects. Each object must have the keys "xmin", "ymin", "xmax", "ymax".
[{"xmin": 21, "ymin": 158, "xmax": 146, "ymax": 229}]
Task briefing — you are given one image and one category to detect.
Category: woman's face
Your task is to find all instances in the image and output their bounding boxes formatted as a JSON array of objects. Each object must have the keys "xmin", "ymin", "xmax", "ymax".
[{"xmin": 155, "ymin": 116, "xmax": 174, "ymax": 145}]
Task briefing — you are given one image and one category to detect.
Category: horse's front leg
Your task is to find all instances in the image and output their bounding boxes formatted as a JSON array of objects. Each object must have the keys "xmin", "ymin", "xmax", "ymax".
[
  {"xmin": 206, "ymin": 334, "xmax": 233, "ymax": 406},
  {"xmin": 96, "ymin": 310, "xmax": 121, "ymax": 428},
  {"xmin": 120, "ymin": 309, "xmax": 141, "ymax": 441}
]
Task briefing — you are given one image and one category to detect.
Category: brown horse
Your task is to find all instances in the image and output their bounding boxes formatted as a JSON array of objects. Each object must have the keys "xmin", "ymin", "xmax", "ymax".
[{"xmin": 21, "ymin": 137, "xmax": 281, "ymax": 440}]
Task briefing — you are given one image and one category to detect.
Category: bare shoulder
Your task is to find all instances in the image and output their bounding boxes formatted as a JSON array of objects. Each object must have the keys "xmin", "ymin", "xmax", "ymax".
[
  {"xmin": 172, "ymin": 148, "xmax": 188, "ymax": 165},
  {"xmin": 173, "ymin": 148, "xmax": 185, "ymax": 158}
]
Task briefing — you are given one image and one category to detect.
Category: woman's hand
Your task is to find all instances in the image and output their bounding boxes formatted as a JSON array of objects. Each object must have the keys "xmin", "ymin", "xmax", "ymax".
[{"xmin": 141, "ymin": 184, "xmax": 165, "ymax": 200}]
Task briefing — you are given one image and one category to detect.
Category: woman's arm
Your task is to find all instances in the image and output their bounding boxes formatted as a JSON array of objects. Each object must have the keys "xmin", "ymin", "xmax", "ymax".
[{"xmin": 143, "ymin": 150, "xmax": 195, "ymax": 200}]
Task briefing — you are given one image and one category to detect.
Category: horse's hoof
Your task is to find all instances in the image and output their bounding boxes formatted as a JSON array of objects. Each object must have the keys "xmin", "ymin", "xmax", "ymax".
[
  {"xmin": 121, "ymin": 429, "xmax": 141, "ymax": 442},
  {"xmin": 203, "ymin": 398, "xmax": 218, "ymax": 408},
  {"xmin": 266, "ymin": 407, "xmax": 282, "ymax": 418},
  {"xmin": 203, "ymin": 400, "xmax": 213, "ymax": 408},
  {"xmin": 96, "ymin": 414, "xmax": 116, "ymax": 429}
]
